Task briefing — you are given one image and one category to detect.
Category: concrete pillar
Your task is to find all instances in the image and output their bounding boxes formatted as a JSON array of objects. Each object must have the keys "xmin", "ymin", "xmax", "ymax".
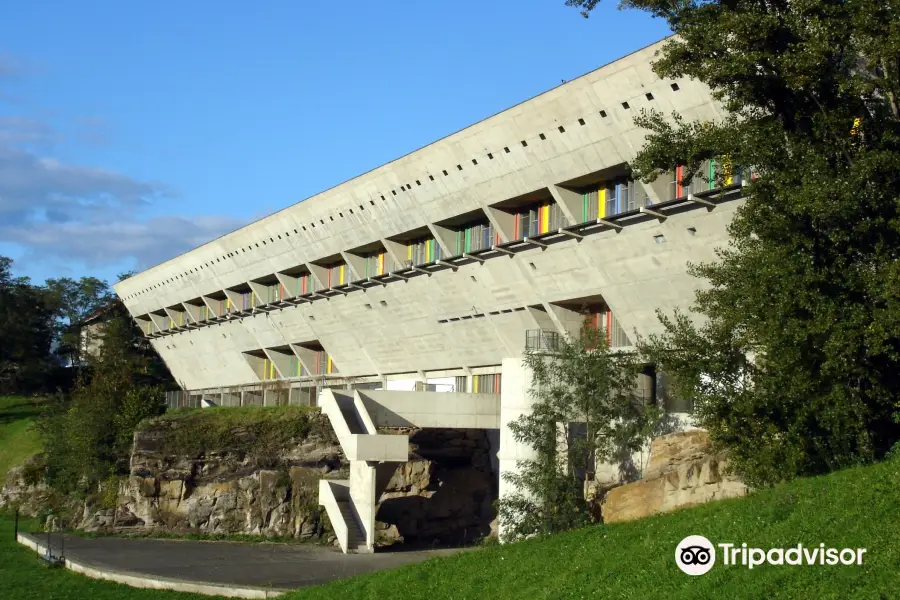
[{"xmin": 497, "ymin": 357, "xmax": 537, "ymax": 539}]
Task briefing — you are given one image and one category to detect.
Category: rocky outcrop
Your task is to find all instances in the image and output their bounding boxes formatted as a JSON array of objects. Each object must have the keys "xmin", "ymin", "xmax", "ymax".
[
  {"xmin": 0, "ymin": 456, "xmax": 56, "ymax": 517},
  {"xmin": 99, "ymin": 413, "xmax": 495, "ymax": 546},
  {"xmin": 601, "ymin": 430, "xmax": 747, "ymax": 523},
  {"xmin": 114, "ymin": 412, "xmax": 344, "ymax": 540}
]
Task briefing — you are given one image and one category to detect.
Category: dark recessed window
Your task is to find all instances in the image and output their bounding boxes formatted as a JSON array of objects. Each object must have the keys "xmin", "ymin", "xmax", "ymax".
[
  {"xmin": 671, "ymin": 82, "xmax": 680, "ymax": 91},
  {"xmin": 578, "ymin": 118, "xmax": 586, "ymax": 126},
  {"xmin": 457, "ymin": 164, "xmax": 463, "ymax": 170},
  {"xmin": 380, "ymin": 300, "xmax": 387, "ymax": 307},
  {"xmin": 302, "ymin": 226, "xmax": 307, "ymax": 230},
  {"xmin": 622, "ymin": 102, "xmax": 630, "ymax": 110},
  {"xmin": 371, "ymin": 200, "xmax": 376, "ymax": 205},
  {"xmin": 428, "ymin": 175, "xmax": 434, "ymax": 181},
  {"xmin": 472, "ymin": 159, "xmax": 478, "ymax": 165},
  {"xmin": 392, "ymin": 190, "xmax": 397, "ymax": 196},
  {"xmin": 311, "ymin": 223, "xmax": 315, "ymax": 228},
  {"xmin": 599, "ymin": 110, "xmax": 608, "ymax": 118},
  {"xmin": 416, "ymin": 180, "xmax": 421, "ymax": 186},
  {"xmin": 504, "ymin": 146, "xmax": 510, "ymax": 153},
  {"xmin": 329, "ymin": 216, "xmax": 334, "ymax": 221},
  {"xmin": 558, "ymin": 126, "xmax": 565, "ymax": 133},
  {"xmin": 294, "ymin": 229, "xmax": 298, "ymax": 233},
  {"xmin": 646, "ymin": 92, "xmax": 654, "ymax": 100},
  {"xmin": 270, "ymin": 237, "xmax": 274, "ymax": 242},
  {"xmin": 349, "ymin": 209, "xmax": 353, "ymax": 214},
  {"xmin": 338, "ymin": 212, "xmax": 343, "ymax": 218},
  {"xmin": 261, "ymin": 240, "xmax": 266, "ymax": 245},
  {"xmin": 406, "ymin": 183, "xmax": 411, "ymax": 189},
  {"xmin": 443, "ymin": 169, "xmax": 448, "ymax": 176},
  {"xmin": 487, "ymin": 153, "xmax": 493, "ymax": 160},
  {"xmin": 380, "ymin": 195, "xmax": 385, "ymax": 201},
  {"xmin": 365, "ymin": 303, "xmax": 372, "ymax": 310},
  {"xmin": 539, "ymin": 133, "xmax": 546, "ymax": 140},
  {"xmin": 521, "ymin": 140, "xmax": 528, "ymax": 147}
]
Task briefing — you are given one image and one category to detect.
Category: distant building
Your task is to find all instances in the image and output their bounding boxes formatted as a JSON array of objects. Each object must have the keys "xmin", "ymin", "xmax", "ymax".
[{"xmin": 58, "ymin": 302, "xmax": 123, "ymax": 367}]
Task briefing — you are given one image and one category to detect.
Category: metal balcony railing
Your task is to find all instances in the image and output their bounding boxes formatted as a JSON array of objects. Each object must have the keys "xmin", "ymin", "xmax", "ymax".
[{"xmin": 525, "ymin": 329, "xmax": 561, "ymax": 352}]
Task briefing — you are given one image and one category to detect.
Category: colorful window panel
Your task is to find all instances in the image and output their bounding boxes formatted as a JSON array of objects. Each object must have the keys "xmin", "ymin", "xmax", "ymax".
[
  {"xmin": 407, "ymin": 238, "xmax": 441, "ymax": 266},
  {"xmin": 456, "ymin": 222, "xmax": 498, "ymax": 253},
  {"xmin": 514, "ymin": 202, "xmax": 568, "ymax": 239},
  {"xmin": 326, "ymin": 264, "xmax": 347, "ymax": 288},
  {"xmin": 472, "ymin": 374, "xmax": 502, "ymax": 394}
]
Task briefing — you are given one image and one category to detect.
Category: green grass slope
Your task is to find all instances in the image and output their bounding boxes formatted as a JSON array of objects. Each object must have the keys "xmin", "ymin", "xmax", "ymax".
[
  {"xmin": 286, "ymin": 459, "xmax": 900, "ymax": 600},
  {"xmin": 0, "ymin": 396, "xmax": 45, "ymax": 486}
]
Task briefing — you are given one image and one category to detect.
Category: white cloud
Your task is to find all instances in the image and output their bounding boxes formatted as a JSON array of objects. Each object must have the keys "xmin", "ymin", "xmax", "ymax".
[{"xmin": 0, "ymin": 118, "xmax": 243, "ymax": 271}]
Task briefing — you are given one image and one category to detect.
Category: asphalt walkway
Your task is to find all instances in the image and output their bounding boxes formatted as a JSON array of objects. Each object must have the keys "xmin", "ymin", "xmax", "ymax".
[{"xmin": 22, "ymin": 532, "xmax": 466, "ymax": 591}]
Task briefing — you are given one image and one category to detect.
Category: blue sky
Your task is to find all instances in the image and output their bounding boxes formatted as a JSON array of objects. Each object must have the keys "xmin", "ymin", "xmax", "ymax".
[{"xmin": 0, "ymin": 1, "xmax": 669, "ymax": 286}]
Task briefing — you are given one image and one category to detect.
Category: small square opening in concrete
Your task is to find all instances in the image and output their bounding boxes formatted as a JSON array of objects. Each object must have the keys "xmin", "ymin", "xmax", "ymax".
[
  {"xmin": 380, "ymin": 300, "xmax": 388, "ymax": 307},
  {"xmin": 578, "ymin": 118, "xmax": 586, "ymax": 126},
  {"xmin": 558, "ymin": 126, "xmax": 565, "ymax": 133},
  {"xmin": 622, "ymin": 102, "xmax": 630, "ymax": 110},
  {"xmin": 646, "ymin": 92, "xmax": 654, "ymax": 100},
  {"xmin": 671, "ymin": 82, "xmax": 680, "ymax": 91},
  {"xmin": 539, "ymin": 133, "xmax": 546, "ymax": 140},
  {"xmin": 654, "ymin": 234, "xmax": 667, "ymax": 244},
  {"xmin": 599, "ymin": 110, "xmax": 608, "ymax": 118}
]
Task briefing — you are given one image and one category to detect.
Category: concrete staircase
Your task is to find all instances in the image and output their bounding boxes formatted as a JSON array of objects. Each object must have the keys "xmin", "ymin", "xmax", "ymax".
[
  {"xmin": 336, "ymin": 498, "xmax": 367, "ymax": 552},
  {"xmin": 317, "ymin": 390, "xmax": 409, "ymax": 554}
]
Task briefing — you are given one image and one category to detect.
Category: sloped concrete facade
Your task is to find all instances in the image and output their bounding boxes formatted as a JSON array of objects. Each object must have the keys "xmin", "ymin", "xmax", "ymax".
[{"xmin": 114, "ymin": 39, "xmax": 737, "ymax": 394}]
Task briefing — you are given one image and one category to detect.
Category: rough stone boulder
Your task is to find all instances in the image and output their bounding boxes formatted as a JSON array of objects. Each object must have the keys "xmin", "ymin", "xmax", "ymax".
[{"xmin": 601, "ymin": 430, "xmax": 747, "ymax": 524}]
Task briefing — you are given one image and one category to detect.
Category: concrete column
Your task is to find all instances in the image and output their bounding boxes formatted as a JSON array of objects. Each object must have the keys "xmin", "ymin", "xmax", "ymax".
[
  {"xmin": 497, "ymin": 357, "xmax": 537, "ymax": 540},
  {"xmin": 349, "ymin": 461, "xmax": 377, "ymax": 550}
]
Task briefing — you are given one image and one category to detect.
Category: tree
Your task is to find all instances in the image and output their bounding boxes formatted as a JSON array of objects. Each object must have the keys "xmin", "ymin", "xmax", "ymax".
[
  {"xmin": 40, "ymin": 311, "xmax": 169, "ymax": 494},
  {"xmin": 498, "ymin": 324, "xmax": 658, "ymax": 541},
  {"xmin": 0, "ymin": 257, "xmax": 57, "ymax": 394},
  {"xmin": 566, "ymin": 0, "xmax": 900, "ymax": 485}
]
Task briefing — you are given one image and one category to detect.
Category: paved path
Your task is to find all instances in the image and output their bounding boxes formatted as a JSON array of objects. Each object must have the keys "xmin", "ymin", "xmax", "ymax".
[{"xmin": 23, "ymin": 532, "xmax": 466, "ymax": 591}]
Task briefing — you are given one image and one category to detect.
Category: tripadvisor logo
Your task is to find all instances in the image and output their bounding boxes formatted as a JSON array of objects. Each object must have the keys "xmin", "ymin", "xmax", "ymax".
[{"xmin": 675, "ymin": 536, "xmax": 867, "ymax": 575}]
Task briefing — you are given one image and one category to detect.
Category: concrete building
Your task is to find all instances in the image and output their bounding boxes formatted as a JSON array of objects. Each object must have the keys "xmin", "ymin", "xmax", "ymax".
[{"xmin": 114, "ymin": 39, "xmax": 745, "ymax": 552}]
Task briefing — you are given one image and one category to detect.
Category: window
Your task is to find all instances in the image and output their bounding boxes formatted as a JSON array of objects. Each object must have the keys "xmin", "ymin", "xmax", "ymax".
[
  {"xmin": 472, "ymin": 374, "xmax": 501, "ymax": 394},
  {"xmin": 514, "ymin": 201, "xmax": 568, "ymax": 239},
  {"xmin": 406, "ymin": 237, "xmax": 442, "ymax": 265}
]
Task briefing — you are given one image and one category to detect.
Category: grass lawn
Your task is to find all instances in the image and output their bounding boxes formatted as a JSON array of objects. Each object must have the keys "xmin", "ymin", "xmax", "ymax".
[
  {"xmin": 0, "ymin": 396, "xmax": 45, "ymax": 487},
  {"xmin": 0, "ymin": 396, "xmax": 214, "ymax": 599},
  {"xmin": 2, "ymin": 394, "xmax": 897, "ymax": 599},
  {"xmin": 283, "ymin": 458, "xmax": 900, "ymax": 600}
]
